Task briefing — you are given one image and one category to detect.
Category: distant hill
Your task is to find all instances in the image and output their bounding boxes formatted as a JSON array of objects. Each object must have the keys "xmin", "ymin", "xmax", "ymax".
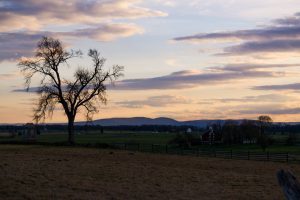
[
  {"xmin": 76, "ymin": 117, "xmax": 243, "ymax": 128},
  {"xmin": 180, "ymin": 120, "xmax": 226, "ymax": 127},
  {"xmin": 78, "ymin": 117, "xmax": 180, "ymax": 126},
  {"xmin": 2, "ymin": 118, "xmax": 300, "ymax": 127}
]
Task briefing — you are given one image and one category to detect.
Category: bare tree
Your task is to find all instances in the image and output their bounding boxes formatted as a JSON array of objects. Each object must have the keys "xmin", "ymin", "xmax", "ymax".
[
  {"xmin": 257, "ymin": 115, "xmax": 273, "ymax": 151},
  {"xmin": 18, "ymin": 37, "xmax": 124, "ymax": 144},
  {"xmin": 258, "ymin": 115, "xmax": 273, "ymax": 135}
]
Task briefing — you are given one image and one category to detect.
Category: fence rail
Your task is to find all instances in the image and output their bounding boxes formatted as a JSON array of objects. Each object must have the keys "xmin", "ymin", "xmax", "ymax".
[
  {"xmin": 110, "ymin": 143, "xmax": 300, "ymax": 163},
  {"xmin": 0, "ymin": 140, "xmax": 299, "ymax": 163}
]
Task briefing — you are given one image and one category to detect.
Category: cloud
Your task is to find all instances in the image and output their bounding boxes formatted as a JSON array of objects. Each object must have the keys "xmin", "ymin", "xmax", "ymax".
[
  {"xmin": 14, "ymin": 69, "xmax": 280, "ymax": 92},
  {"xmin": 253, "ymin": 83, "xmax": 300, "ymax": 91},
  {"xmin": 234, "ymin": 94, "xmax": 291, "ymax": 102},
  {"xmin": 208, "ymin": 63, "xmax": 300, "ymax": 72},
  {"xmin": 273, "ymin": 12, "xmax": 300, "ymax": 26},
  {"xmin": 0, "ymin": 24, "xmax": 143, "ymax": 62},
  {"xmin": 14, "ymin": 60, "xmax": 295, "ymax": 92},
  {"xmin": 59, "ymin": 23, "xmax": 144, "ymax": 42},
  {"xmin": 237, "ymin": 107, "xmax": 300, "ymax": 115},
  {"xmin": 12, "ymin": 87, "xmax": 46, "ymax": 93},
  {"xmin": 199, "ymin": 94, "xmax": 293, "ymax": 104},
  {"xmin": 174, "ymin": 12, "xmax": 300, "ymax": 55},
  {"xmin": 113, "ymin": 69, "xmax": 282, "ymax": 90},
  {"xmin": 0, "ymin": 0, "xmax": 167, "ymax": 32},
  {"xmin": 115, "ymin": 95, "xmax": 191, "ymax": 108},
  {"xmin": 222, "ymin": 39, "xmax": 300, "ymax": 55},
  {"xmin": 0, "ymin": 73, "xmax": 18, "ymax": 80},
  {"xmin": 174, "ymin": 26, "xmax": 300, "ymax": 42},
  {"xmin": 0, "ymin": 0, "xmax": 166, "ymax": 63},
  {"xmin": 153, "ymin": 109, "xmax": 229, "ymax": 121},
  {"xmin": 169, "ymin": 0, "xmax": 300, "ymax": 21},
  {"xmin": 0, "ymin": 32, "xmax": 43, "ymax": 62},
  {"xmin": 14, "ymin": 62, "xmax": 289, "ymax": 92}
]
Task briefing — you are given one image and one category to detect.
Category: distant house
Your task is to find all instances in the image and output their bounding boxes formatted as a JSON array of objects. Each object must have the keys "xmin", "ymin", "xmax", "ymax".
[
  {"xmin": 186, "ymin": 128, "xmax": 192, "ymax": 133},
  {"xmin": 243, "ymin": 139, "xmax": 257, "ymax": 144}
]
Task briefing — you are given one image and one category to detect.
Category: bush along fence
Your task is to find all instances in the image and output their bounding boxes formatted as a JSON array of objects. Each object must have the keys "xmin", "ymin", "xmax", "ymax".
[{"xmin": 110, "ymin": 143, "xmax": 300, "ymax": 163}]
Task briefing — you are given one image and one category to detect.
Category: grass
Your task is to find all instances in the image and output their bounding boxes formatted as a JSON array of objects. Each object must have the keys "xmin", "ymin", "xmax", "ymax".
[
  {"xmin": 197, "ymin": 144, "xmax": 300, "ymax": 153},
  {"xmin": 0, "ymin": 132, "xmax": 175, "ymax": 145},
  {"xmin": 0, "ymin": 144, "xmax": 299, "ymax": 200},
  {"xmin": 1, "ymin": 131, "xmax": 299, "ymax": 153}
]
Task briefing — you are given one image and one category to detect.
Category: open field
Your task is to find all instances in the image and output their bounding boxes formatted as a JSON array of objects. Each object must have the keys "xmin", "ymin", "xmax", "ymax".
[
  {"xmin": 0, "ymin": 132, "xmax": 175, "ymax": 145},
  {"xmin": 0, "ymin": 145, "xmax": 300, "ymax": 200},
  {"xmin": 1, "ymin": 131, "xmax": 300, "ymax": 153}
]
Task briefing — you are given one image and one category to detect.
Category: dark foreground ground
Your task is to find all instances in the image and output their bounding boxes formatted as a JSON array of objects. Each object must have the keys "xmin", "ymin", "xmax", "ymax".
[{"xmin": 0, "ymin": 145, "xmax": 299, "ymax": 200}]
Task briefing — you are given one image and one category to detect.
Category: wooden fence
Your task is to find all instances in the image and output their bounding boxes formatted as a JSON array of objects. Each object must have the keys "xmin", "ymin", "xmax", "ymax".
[
  {"xmin": 110, "ymin": 143, "xmax": 300, "ymax": 163},
  {"xmin": 1, "ymin": 140, "xmax": 299, "ymax": 163}
]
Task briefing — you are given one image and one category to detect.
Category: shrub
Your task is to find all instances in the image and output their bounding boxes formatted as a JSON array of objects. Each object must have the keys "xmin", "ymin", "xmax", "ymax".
[
  {"xmin": 286, "ymin": 133, "xmax": 297, "ymax": 145},
  {"xmin": 169, "ymin": 133, "xmax": 200, "ymax": 148},
  {"xmin": 257, "ymin": 134, "xmax": 274, "ymax": 151}
]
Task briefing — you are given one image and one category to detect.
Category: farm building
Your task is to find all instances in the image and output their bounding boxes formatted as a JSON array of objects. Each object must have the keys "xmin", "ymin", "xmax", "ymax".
[{"xmin": 186, "ymin": 128, "xmax": 192, "ymax": 133}]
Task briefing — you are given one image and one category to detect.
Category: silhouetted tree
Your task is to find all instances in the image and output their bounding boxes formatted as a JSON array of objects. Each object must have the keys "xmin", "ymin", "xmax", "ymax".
[
  {"xmin": 257, "ymin": 115, "xmax": 273, "ymax": 151},
  {"xmin": 258, "ymin": 115, "xmax": 273, "ymax": 135},
  {"xmin": 240, "ymin": 120, "xmax": 259, "ymax": 143},
  {"xmin": 222, "ymin": 120, "xmax": 240, "ymax": 144},
  {"xmin": 18, "ymin": 37, "xmax": 123, "ymax": 144},
  {"xmin": 210, "ymin": 121, "xmax": 223, "ymax": 141},
  {"xmin": 286, "ymin": 132, "xmax": 297, "ymax": 146}
]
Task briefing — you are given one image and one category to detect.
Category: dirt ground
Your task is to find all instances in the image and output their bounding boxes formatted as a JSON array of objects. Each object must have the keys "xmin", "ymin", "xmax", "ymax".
[{"xmin": 0, "ymin": 145, "xmax": 299, "ymax": 200}]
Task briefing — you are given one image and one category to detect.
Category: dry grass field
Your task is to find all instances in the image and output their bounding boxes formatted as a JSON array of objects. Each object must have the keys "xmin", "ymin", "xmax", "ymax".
[{"xmin": 0, "ymin": 145, "xmax": 299, "ymax": 200}]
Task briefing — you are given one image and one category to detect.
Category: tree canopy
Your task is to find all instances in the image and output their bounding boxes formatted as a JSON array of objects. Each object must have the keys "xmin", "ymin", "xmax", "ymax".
[{"xmin": 19, "ymin": 37, "xmax": 124, "ymax": 144}]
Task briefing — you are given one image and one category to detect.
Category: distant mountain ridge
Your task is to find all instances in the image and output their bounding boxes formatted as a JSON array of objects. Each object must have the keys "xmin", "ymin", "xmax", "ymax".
[
  {"xmin": 76, "ymin": 117, "xmax": 244, "ymax": 128},
  {"xmin": 77, "ymin": 117, "xmax": 179, "ymax": 126},
  {"xmin": 2, "ymin": 117, "xmax": 300, "ymax": 127}
]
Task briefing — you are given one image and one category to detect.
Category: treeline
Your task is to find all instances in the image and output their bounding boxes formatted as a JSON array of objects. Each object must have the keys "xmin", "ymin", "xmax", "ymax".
[
  {"xmin": 269, "ymin": 124, "xmax": 300, "ymax": 134},
  {"xmin": 0, "ymin": 124, "xmax": 201, "ymax": 133},
  {"xmin": 170, "ymin": 120, "xmax": 264, "ymax": 148},
  {"xmin": 170, "ymin": 119, "xmax": 299, "ymax": 149},
  {"xmin": 210, "ymin": 121, "xmax": 300, "ymax": 142},
  {"xmin": 1, "ymin": 123, "xmax": 300, "ymax": 134},
  {"xmin": 210, "ymin": 120, "xmax": 260, "ymax": 144}
]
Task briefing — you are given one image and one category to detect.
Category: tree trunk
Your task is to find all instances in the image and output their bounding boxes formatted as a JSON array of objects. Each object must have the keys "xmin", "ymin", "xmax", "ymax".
[{"xmin": 68, "ymin": 117, "xmax": 75, "ymax": 145}]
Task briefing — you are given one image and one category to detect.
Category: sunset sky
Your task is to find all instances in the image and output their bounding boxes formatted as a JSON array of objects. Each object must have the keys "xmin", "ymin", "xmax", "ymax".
[{"xmin": 2, "ymin": 0, "xmax": 300, "ymax": 123}]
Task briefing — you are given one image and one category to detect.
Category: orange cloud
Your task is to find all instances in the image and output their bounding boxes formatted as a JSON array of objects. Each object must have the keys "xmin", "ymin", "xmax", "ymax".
[{"xmin": 0, "ymin": 0, "xmax": 167, "ymax": 32}]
